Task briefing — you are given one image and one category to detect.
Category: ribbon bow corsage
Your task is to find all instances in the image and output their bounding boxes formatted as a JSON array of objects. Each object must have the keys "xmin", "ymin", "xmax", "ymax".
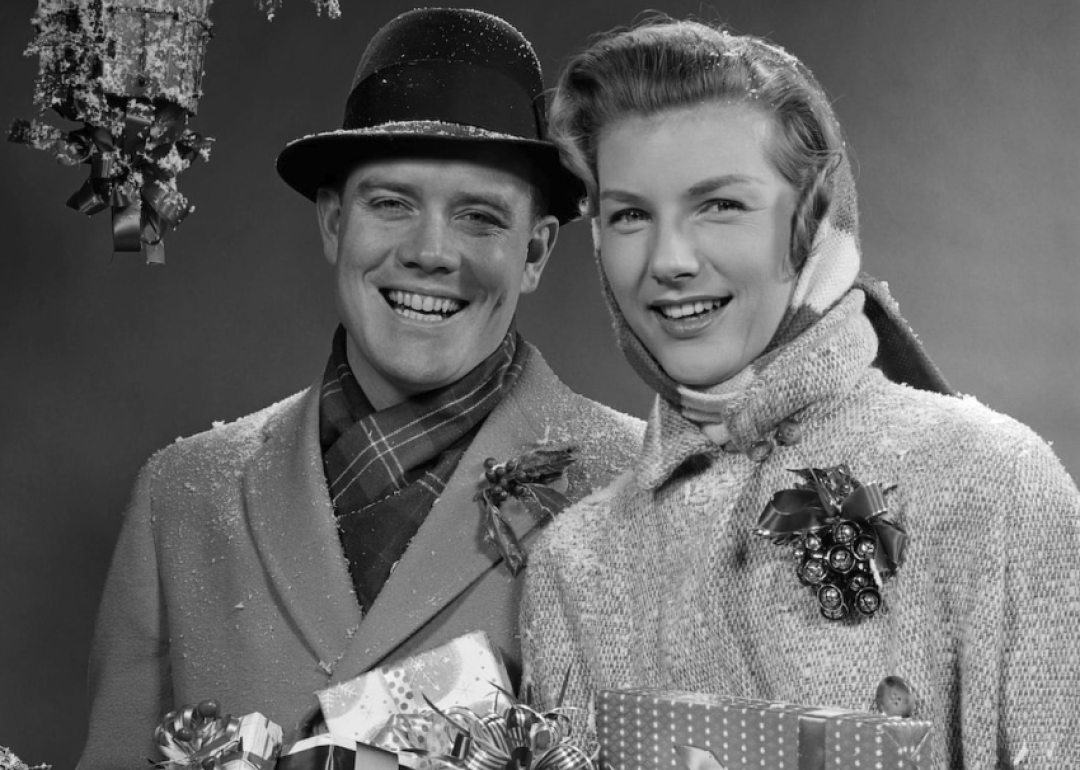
[{"xmin": 755, "ymin": 465, "xmax": 906, "ymax": 620}]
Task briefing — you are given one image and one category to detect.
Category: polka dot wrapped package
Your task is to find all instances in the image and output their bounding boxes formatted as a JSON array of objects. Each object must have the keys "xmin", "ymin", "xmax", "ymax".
[{"xmin": 596, "ymin": 690, "xmax": 931, "ymax": 770}]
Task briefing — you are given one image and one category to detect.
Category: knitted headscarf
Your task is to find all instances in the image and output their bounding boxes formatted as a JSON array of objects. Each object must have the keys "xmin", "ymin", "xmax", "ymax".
[{"xmin": 559, "ymin": 23, "xmax": 952, "ymax": 430}]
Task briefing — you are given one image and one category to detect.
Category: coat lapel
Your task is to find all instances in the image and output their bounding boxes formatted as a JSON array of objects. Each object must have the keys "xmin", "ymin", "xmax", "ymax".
[
  {"xmin": 331, "ymin": 345, "xmax": 561, "ymax": 681},
  {"xmin": 243, "ymin": 381, "xmax": 363, "ymax": 669}
]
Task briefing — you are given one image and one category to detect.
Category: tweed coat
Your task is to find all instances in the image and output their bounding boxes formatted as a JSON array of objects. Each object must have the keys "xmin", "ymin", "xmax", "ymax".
[
  {"xmin": 78, "ymin": 342, "xmax": 644, "ymax": 770},
  {"xmin": 521, "ymin": 293, "xmax": 1080, "ymax": 769}
]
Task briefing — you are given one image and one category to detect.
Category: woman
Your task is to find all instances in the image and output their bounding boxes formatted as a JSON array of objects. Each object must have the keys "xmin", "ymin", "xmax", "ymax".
[{"xmin": 520, "ymin": 19, "xmax": 1080, "ymax": 768}]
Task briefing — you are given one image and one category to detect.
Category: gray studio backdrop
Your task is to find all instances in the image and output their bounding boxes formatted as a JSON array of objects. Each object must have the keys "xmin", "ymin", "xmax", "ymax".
[{"xmin": 2, "ymin": 0, "xmax": 1077, "ymax": 765}]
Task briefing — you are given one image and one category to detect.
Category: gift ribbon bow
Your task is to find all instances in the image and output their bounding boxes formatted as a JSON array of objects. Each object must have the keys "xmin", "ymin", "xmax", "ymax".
[
  {"xmin": 155, "ymin": 703, "xmax": 242, "ymax": 768},
  {"xmin": 63, "ymin": 100, "xmax": 207, "ymax": 263},
  {"xmin": 389, "ymin": 699, "xmax": 593, "ymax": 770},
  {"xmin": 757, "ymin": 472, "xmax": 906, "ymax": 577},
  {"xmin": 154, "ymin": 702, "xmax": 281, "ymax": 770},
  {"xmin": 10, "ymin": 100, "xmax": 209, "ymax": 264}
]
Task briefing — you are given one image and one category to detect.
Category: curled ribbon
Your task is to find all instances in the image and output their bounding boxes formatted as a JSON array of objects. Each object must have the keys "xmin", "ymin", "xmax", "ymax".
[
  {"xmin": 757, "ymin": 472, "xmax": 906, "ymax": 577},
  {"xmin": 154, "ymin": 702, "xmax": 282, "ymax": 770},
  {"xmin": 155, "ymin": 703, "xmax": 242, "ymax": 769},
  {"xmin": 387, "ymin": 698, "xmax": 593, "ymax": 770}
]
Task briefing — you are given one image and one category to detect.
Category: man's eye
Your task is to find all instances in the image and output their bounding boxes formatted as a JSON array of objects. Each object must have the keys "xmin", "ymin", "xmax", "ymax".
[
  {"xmin": 369, "ymin": 198, "xmax": 410, "ymax": 213},
  {"xmin": 461, "ymin": 211, "xmax": 504, "ymax": 228}
]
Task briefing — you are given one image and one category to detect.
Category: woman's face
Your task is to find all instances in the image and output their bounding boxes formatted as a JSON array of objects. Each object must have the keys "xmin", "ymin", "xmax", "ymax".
[{"xmin": 596, "ymin": 103, "xmax": 798, "ymax": 387}]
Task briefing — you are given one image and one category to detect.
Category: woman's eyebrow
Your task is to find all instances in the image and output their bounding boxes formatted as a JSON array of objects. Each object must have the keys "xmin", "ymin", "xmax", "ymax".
[
  {"xmin": 599, "ymin": 188, "xmax": 646, "ymax": 204},
  {"xmin": 685, "ymin": 174, "xmax": 763, "ymax": 198}
]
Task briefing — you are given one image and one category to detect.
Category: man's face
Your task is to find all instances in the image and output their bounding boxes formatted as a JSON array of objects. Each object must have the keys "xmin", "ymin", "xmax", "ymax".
[{"xmin": 317, "ymin": 148, "xmax": 558, "ymax": 409}]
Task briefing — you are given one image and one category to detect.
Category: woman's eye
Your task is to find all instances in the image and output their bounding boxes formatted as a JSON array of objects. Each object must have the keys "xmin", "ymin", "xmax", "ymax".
[
  {"xmin": 607, "ymin": 208, "xmax": 649, "ymax": 227},
  {"xmin": 703, "ymin": 198, "xmax": 745, "ymax": 214}
]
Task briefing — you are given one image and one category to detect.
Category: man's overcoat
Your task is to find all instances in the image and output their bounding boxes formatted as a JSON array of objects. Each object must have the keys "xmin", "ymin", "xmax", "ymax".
[{"xmin": 79, "ymin": 343, "xmax": 643, "ymax": 769}]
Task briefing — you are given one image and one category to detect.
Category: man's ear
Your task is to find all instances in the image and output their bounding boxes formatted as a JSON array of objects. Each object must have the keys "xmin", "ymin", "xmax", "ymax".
[
  {"xmin": 315, "ymin": 186, "xmax": 343, "ymax": 267},
  {"xmin": 520, "ymin": 214, "xmax": 559, "ymax": 295}
]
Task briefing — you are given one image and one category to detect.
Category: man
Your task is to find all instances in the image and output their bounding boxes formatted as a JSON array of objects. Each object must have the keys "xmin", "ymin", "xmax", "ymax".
[{"xmin": 77, "ymin": 9, "xmax": 643, "ymax": 767}]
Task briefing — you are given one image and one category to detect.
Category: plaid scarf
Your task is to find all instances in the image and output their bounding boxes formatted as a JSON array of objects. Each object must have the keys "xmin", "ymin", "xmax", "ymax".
[{"xmin": 319, "ymin": 324, "xmax": 526, "ymax": 613}]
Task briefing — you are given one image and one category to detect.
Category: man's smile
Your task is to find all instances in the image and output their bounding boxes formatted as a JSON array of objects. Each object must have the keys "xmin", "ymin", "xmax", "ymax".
[{"xmin": 382, "ymin": 289, "xmax": 467, "ymax": 322}]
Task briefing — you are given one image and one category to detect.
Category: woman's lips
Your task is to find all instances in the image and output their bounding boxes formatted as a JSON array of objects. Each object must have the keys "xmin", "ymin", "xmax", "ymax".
[{"xmin": 652, "ymin": 297, "xmax": 731, "ymax": 337}]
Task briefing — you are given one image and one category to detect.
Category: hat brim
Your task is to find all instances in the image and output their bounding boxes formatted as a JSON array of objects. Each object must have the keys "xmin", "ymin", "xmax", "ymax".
[{"xmin": 276, "ymin": 122, "xmax": 586, "ymax": 224}]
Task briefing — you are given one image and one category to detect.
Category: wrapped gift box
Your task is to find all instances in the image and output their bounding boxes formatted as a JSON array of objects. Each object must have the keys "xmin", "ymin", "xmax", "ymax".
[
  {"xmin": 99, "ymin": 0, "xmax": 212, "ymax": 110},
  {"xmin": 277, "ymin": 734, "xmax": 397, "ymax": 770},
  {"xmin": 597, "ymin": 689, "xmax": 931, "ymax": 770},
  {"xmin": 317, "ymin": 630, "xmax": 512, "ymax": 744}
]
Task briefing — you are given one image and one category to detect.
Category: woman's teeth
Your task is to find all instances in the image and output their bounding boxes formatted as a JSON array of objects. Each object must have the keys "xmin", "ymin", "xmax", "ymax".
[
  {"xmin": 658, "ymin": 299, "xmax": 725, "ymax": 319},
  {"xmin": 386, "ymin": 290, "xmax": 463, "ymax": 320}
]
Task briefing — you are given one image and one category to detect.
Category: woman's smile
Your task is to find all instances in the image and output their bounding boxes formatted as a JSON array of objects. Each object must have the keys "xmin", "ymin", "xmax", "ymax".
[{"xmin": 651, "ymin": 296, "xmax": 732, "ymax": 337}]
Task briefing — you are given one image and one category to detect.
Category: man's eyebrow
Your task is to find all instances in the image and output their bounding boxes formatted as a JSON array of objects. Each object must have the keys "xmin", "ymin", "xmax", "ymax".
[
  {"xmin": 453, "ymin": 191, "xmax": 516, "ymax": 221},
  {"xmin": 352, "ymin": 176, "xmax": 417, "ymax": 197},
  {"xmin": 351, "ymin": 177, "xmax": 517, "ymax": 221}
]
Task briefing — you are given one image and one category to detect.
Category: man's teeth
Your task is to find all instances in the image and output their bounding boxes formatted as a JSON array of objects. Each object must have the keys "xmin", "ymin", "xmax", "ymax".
[
  {"xmin": 658, "ymin": 299, "xmax": 725, "ymax": 319},
  {"xmin": 386, "ymin": 290, "xmax": 463, "ymax": 318}
]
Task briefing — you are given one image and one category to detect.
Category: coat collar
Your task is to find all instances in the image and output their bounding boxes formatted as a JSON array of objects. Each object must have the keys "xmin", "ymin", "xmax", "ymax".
[
  {"xmin": 242, "ymin": 385, "xmax": 362, "ymax": 670},
  {"xmin": 637, "ymin": 291, "xmax": 879, "ymax": 491},
  {"xmin": 242, "ymin": 342, "xmax": 570, "ymax": 680}
]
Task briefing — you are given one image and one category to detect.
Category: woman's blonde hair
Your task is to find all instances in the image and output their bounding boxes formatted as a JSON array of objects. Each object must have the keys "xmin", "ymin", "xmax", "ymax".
[{"xmin": 550, "ymin": 18, "xmax": 850, "ymax": 270}]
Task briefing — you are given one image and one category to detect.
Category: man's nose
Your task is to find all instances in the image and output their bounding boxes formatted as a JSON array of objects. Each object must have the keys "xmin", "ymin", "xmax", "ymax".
[
  {"xmin": 649, "ymin": 223, "xmax": 700, "ymax": 284},
  {"xmin": 400, "ymin": 213, "xmax": 458, "ymax": 273}
]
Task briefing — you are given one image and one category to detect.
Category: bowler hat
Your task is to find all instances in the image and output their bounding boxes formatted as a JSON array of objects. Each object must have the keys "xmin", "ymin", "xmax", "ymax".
[{"xmin": 276, "ymin": 8, "xmax": 584, "ymax": 223}]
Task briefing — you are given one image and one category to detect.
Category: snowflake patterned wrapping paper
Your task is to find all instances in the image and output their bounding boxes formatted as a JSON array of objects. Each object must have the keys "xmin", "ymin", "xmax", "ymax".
[
  {"xmin": 596, "ymin": 690, "xmax": 931, "ymax": 770},
  {"xmin": 317, "ymin": 630, "xmax": 512, "ymax": 744}
]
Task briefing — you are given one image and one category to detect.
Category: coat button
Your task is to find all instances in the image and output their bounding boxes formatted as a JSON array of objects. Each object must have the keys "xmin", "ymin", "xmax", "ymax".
[
  {"xmin": 748, "ymin": 439, "xmax": 774, "ymax": 462},
  {"xmin": 875, "ymin": 675, "xmax": 914, "ymax": 717},
  {"xmin": 776, "ymin": 418, "xmax": 803, "ymax": 446}
]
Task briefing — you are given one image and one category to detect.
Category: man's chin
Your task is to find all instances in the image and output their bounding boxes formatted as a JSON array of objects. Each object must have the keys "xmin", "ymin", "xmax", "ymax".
[{"xmin": 386, "ymin": 356, "xmax": 480, "ymax": 393}]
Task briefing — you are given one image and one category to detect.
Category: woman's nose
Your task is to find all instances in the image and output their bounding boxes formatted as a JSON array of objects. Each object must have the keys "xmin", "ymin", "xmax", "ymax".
[
  {"xmin": 400, "ymin": 213, "xmax": 458, "ymax": 273},
  {"xmin": 649, "ymin": 224, "xmax": 700, "ymax": 283}
]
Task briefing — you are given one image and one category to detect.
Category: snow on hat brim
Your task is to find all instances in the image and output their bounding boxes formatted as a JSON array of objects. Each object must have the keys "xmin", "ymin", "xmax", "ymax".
[
  {"xmin": 274, "ymin": 8, "xmax": 586, "ymax": 223},
  {"xmin": 276, "ymin": 122, "xmax": 585, "ymax": 224}
]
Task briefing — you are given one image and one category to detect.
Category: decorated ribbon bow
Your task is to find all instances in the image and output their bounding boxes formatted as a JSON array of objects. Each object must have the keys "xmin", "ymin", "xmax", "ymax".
[
  {"xmin": 756, "ymin": 465, "xmax": 906, "ymax": 620},
  {"xmin": 387, "ymin": 695, "xmax": 592, "ymax": 770},
  {"xmin": 757, "ymin": 466, "xmax": 905, "ymax": 577},
  {"xmin": 9, "ymin": 3, "xmax": 215, "ymax": 264},
  {"xmin": 11, "ymin": 99, "xmax": 211, "ymax": 264},
  {"xmin": 476, "ymin": 446, "xmax": 575, "ymax": 575},
  {"xmin": 154, "ymin": 700, "xmax": 281, "ymax": 770}
]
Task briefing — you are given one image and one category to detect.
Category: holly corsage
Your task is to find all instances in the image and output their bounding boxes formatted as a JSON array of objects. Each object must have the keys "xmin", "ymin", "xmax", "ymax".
[
  {"xmin": 755, "ymin": 465, "xmax": 906, "ymax": 621},
  {"xmin": 476, "ymin": 445, "xmax": 575, "ymax": 575}
]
